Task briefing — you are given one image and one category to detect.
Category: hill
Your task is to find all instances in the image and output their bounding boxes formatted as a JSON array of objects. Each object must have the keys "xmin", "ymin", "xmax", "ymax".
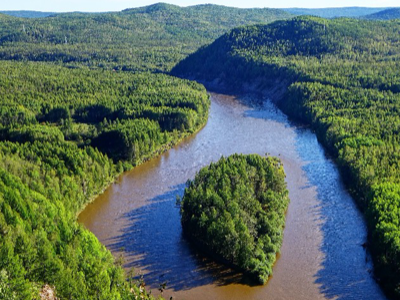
[
  {"xmin": 0, "ymin": 10, "xmax": 57, "ymax": 18},
  {"xmin": 172, "ymin": 16, "xmax": 400, "ymax": 299},
  {"xmin": 364, "ymin": 8, "xmax": 400, "ymax": 20},
  {"xmin": 282, "ymin": 7, "xmax": 387, "ymax": 18},
  {"xmin": 0, "ymin": 3, "xmax": 292, "ymax": 72}
]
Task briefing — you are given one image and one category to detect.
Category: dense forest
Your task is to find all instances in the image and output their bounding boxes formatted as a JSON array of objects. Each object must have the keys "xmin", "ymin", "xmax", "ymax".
[
  {"xmin": 172, "ymin": 16, "xmax": 400, "ymax": 298},
  {"xmin": 0, "ymin": 59, "xmax": 209, "ymax": 298},
  {"xmin": 181, "ymin": 154, "xmax": 289, "ymax": 284},
  {"xmin": 0, "ymin": 4, "xmax": 291, "ymax": 72}
]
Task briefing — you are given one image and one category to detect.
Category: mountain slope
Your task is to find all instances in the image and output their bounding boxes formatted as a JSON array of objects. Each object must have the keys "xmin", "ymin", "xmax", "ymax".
[
  {"xmin": 364, "ymin": 8, "xmax": 400, "ymax": 20},
  {"xmin": 0, "ymin": 10, "xmax": 57, "ymax": 18},
  {"xmin": 172, "ymin": 16, "xmax": 400, "ymax": 299},
  {"xmin": 0, "ymin": 3, "xmax": 292, "ymax": 72},
  {"xmin": 283, "ymin": 7, "xmax": 388, "ymax": 18}
]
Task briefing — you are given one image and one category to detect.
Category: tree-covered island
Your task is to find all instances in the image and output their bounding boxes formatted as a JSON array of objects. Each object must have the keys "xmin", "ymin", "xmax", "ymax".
[{"xmin": 180, "ymin": 154, "xmax": 289, "ymax": 284}]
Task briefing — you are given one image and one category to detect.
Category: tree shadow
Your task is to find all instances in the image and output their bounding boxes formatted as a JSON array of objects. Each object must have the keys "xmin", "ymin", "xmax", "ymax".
[
  {"xmin": 108, "ymin": 184, "xmax": 253, "ymax": 291},
  {"xmin": 294, "ymin": 127, "xmax": 387, "ymax": 300}
]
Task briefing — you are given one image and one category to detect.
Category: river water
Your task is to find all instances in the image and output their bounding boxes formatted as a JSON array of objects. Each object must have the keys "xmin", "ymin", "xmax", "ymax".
[{"xmin": 79, "ymin": 93, "xmax": 386, "ymax": 300}]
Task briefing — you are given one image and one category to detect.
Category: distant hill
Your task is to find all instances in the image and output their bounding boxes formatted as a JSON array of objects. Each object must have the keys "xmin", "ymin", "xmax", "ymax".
[
  {"xmin": 282, "ymin": 7, "xmax": 387, "ymax": 18},
  {"xmin": 0, "ymin": 3, "xmax": 292, "ymax": 71},
  {"xmin": 363, "ymin": 7, "xmax": 400, "ymax": 20},
  {"xmin": 0, "ymin": 10, "xmax": 56, "ymax": 18}
]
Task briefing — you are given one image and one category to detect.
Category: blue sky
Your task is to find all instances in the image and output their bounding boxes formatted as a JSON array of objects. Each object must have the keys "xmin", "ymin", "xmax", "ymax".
[{"xmin": 1, "ymin": 0, "xmax": 399, "ymax": 12}]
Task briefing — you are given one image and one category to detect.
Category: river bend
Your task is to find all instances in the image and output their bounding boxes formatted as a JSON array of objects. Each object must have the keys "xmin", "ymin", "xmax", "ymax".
[{"xmin": 79, "ymin": 93, "xmax": 386, "ymax": 300}]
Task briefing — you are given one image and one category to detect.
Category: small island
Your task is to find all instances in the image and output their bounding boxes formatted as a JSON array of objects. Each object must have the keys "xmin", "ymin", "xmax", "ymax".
[{"xmin": 180, "ymin": 153, "xmax": 289, "ymax": 284}]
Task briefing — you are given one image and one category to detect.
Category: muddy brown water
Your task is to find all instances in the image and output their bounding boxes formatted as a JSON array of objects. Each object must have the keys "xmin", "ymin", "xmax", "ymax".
[{"xmin": 79, "ymin": 93, "xmax": 386, "ymax": 300}]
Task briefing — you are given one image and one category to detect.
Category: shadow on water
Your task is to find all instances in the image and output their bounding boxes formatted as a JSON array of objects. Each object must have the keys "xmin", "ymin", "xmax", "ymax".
[
  {"xmin": 104, "ymin": 96, "xmax": 386, "ymax": 299},
  {"xmin": 108, "ymin": 184, "xmax": 250, "ymax": 292},
  {"xmin": 294, "ymin": 128, "xmax": 386, "ymax": 300}
]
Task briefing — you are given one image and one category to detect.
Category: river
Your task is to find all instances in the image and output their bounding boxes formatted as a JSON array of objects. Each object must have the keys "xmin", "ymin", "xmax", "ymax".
[{"xmin": 78, "ymin": 93, "xmax": 386, "ymax": 300}]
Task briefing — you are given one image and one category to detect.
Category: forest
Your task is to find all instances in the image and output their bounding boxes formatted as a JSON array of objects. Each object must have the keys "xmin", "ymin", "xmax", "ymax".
[
  {"xmin": 172, "ymin": 16, "xmax": 400, "ymax": 298},
  {"xmin": 181, "ymin": 154, "xmax": 289, "ymax": 284},
  {"xmin": 0, "ymin": 60, "xmax": 209, "ymax": 298},
  {"xmin": 0, "ymin": 4, "xmax": 290, "ymax": 72},
  {"xmin": 2, "ymin": 3, "xmax": 400, "ymax": 299},
  {"xmin": 0, "ymin": 4, "xmax": 293, "ymax": 299}
]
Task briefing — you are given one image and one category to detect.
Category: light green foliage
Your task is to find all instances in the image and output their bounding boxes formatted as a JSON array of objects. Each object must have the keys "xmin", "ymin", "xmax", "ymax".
[
  {"xmin": 0, "ymin": 58, "xmax": 209, "ymax": 298},
  {"xmin": 181, "ymin": 154, "xmax": 289, "ymax": 284}
]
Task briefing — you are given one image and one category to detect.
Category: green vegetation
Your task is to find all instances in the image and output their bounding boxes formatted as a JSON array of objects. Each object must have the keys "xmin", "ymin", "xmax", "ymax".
[
  {"xmin": 172, "ymin": 16, "xmax": 400, "ymax": 298},
  {"xmin": 0, "ymin": 59, "xmax": 209, "ymax": 299},
  {"xmin": 0, "ymin": 4, "xmax": 294, "ymax": 298},
  {"xmin": 0, "ymin": 4, "xmax": 291, "ymax": 72},
  {"xmin": 364, "ymin": 8, "xmax": 400, "ymax": 20},
  {"xmin": 0, "ymin": 61, "xmax": 209, "ymax": 165},
  {"xmin": 181, "ymin": 154, "xmax": 289, "ymax": 284}
]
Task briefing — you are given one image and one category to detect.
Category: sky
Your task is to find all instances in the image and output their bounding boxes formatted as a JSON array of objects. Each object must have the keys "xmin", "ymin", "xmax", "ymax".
[{"xmin": 0, "ymin": 0, "xmax": 399, "ymax": 12}]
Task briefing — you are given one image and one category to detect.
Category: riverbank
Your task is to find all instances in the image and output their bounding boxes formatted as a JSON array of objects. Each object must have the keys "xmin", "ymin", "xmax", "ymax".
[{"xmin": 76, "ymin": 118, "xmax": 209, "ymax": 217}]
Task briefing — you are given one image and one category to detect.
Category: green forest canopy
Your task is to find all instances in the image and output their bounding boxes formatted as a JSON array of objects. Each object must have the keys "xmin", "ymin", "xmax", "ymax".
[
  {"xmin": 181, "ymin": 154, "xmax": 289, "ymax": 284},
  {"xmin": 0, "ymin": 3, "xmax": 291, "ymax": 72},
  {"xmin": 0, "ymin": 59, "xmax": 209, "ymax": 299}
]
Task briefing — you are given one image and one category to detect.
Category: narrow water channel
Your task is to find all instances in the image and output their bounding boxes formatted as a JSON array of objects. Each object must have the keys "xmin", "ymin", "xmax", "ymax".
[{"xmin": 78, "ymin": 93, "xmax": 386, "ymax": 300}]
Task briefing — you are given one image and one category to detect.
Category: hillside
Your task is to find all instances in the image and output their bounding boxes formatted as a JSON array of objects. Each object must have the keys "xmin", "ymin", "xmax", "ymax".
[
  {"xmin": 282, "ymin": 7, "xmax": 387, "ymax": 18},
  {"xmin": 364, "ymin": 8, "xmax": 400, "ymax": 20},
  {"xmin": 0, "ymin": 3, "xmax": 291, "ymax": 72},
  {"xmin": 0, "ymin": 10, "xmax": 57, "ymax": 18},
  {"xmin": 172, "ymin": 16, "xmax": 400, "ymax": 299}
]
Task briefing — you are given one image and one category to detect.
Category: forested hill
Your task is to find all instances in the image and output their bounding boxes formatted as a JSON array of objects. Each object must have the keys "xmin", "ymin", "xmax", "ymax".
[
  {"xmin": 0, "ymin": 3, "xmax": 291, "ymax": 72},
  {"xmin": 364, "ymin": 8, "xmax": 400, "ymax": 20},
  {"xmin": 172, "ymin": 16, "xmax": 400, "ymax": 299},
  {"xmin": 282, "ymin": 7, "xmax": 387, "ymax": 18},
  {"xmin": 172, "ymin": 16, "xmax": 400, "ymax": 87},
  {"xmin": 0, "ymin": 11, "xmax": 57, "ymax": 18}
]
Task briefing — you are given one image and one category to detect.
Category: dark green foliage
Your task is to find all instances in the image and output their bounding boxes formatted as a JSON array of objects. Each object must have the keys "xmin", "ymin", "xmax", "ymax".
[
  {"xmin": 181, "ymin": 154, "xmax": 289, "ymax": 284},
  {"xmin": 173, "ymin": 16, "xmax": 400, "ymax": 298},
  {"xmin": 0, "ymin": 4, "xmax": 291, "ymax": 72},
  {"xmin": 364, "ymin": 8, "xmax": 400, "ymax": 20}
]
